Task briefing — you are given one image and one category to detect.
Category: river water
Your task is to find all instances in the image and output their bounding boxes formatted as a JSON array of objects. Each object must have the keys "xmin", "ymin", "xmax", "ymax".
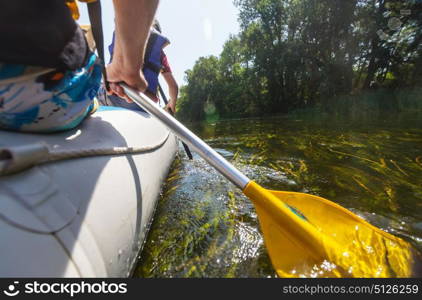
[{"xmin": 135, "ymin": 112, "xmax": 422, "ymax": 277}]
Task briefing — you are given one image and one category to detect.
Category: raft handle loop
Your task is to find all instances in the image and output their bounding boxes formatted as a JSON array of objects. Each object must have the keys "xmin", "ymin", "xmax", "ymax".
[{"xmin": 0, "ymin": 131, "xmax": 170, "ymax": 176}]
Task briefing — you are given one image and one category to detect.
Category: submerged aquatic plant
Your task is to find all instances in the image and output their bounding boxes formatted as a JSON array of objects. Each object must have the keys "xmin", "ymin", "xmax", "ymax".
[{"xmin": 136, "ymin": 113, "xmax": 422, "ymax": 277}]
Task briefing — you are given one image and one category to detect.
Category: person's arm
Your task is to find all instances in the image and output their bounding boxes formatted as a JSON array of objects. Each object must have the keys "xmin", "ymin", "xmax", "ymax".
[
  {"xmin": 106, "ymin": 0, "xmax": 159, "ymax": 100},
  {"xmin": 160, "ymin": 53, "xmax": 178, "ymax": 112},
  {"xmin": 162, "ymin": 71, "xmax": 178, "ymax": 113}
]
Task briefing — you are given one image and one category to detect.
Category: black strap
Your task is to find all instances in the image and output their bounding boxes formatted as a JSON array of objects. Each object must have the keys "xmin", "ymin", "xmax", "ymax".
[
  {"xmin": 144, "ymin": 61, "xmax": 162, "ymax": 74},
  {"xmin": 86, "ymin": 1, "xmax": 109, "ymax": 91}
]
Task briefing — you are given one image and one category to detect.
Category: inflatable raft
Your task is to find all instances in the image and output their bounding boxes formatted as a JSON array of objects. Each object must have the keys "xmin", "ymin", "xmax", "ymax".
[{"xmin": 0, "ymin": 107, "xmax": 178, "ymax": 277}]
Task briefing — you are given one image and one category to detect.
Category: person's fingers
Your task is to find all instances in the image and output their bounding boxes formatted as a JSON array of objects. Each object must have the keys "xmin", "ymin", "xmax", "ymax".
[
  {"xmin": 168, "ymin": 101, "xmax": 176, "ymax": 113},
  {"xmin": 108, "ymin": 82, "xmax": 118, "ymax": 93},
  {"xmin": 123, "ymin": 94, "xmax": 133, "ymax": 103},
  {"xmin": 105, "ymin": 62, "xmax": 149, "ymax": 103},
  {"xmin": 165, "ymin": 104, "xmax": 175, "ymax": 116},
  {"xmin": 106, "ymin": 66, "xmax": 122, "ymax": 97},
  {"xmin": 106, "ymin": 82, "xmax": 132, "ymax": 103},
  {"xmin": 114, "ymin": 83, "xmax": 133, "ymax": 103},
  {"xmin": 114, "ymin": 84, "xmax": 125, "ymax": 98}
]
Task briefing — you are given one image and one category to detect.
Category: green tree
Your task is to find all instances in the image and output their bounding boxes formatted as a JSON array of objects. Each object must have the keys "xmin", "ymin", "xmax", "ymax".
[
  {"xmin": 176, "ymin": 56, "xmax": 221, "ymax": 122},
  {"xmin": 177, "ymin": 0, "xmax": 422, "ymax": 121}
]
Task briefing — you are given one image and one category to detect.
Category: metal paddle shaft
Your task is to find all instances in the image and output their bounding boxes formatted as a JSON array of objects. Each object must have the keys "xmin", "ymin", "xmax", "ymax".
[{"xmin": 122, "ymin": 84, "xmax": 250, "ymax": 189}]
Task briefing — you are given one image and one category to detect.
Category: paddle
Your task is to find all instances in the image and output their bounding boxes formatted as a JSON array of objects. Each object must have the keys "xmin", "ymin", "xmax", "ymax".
[
  {"xmin": 157, "ymin": 83, "xmax": 193, "ymax": 160},
  {"xmin": 121, "ymin": 84, "xmax": 419, "ymax": 278}
]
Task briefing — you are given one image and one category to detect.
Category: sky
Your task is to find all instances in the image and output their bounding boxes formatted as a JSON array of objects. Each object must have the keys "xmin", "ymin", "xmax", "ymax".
[{"xmin": 78, "ymin": 0, "xmax": 240, "ymax": 86}]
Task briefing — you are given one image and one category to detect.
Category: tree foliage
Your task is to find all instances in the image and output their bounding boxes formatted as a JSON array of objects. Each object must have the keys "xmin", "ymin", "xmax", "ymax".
[{"xmin": 177, "ymin": 0, "xmax": 422, "ymax": 121}]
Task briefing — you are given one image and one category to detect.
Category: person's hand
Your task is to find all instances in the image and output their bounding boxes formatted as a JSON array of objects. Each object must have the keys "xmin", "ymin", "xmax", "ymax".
[
  {"xmin": 165, "ymin": 99, "xmax": 176, "ymax": 114},
  {"xmin": 106, "ymin": 60, "xmax": 148, "ymax": 103}
]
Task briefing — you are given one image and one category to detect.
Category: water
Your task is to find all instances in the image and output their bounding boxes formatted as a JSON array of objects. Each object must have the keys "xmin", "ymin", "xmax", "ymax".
[{"xmin": 134, "ymin": 112, "xmax": 422, "ymax": 277}]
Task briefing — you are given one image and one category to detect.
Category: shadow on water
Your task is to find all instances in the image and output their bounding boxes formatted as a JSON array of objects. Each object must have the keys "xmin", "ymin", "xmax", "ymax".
[{"xmin": 135, "ymin": 111, "xmax": 422, "ymax": 278}]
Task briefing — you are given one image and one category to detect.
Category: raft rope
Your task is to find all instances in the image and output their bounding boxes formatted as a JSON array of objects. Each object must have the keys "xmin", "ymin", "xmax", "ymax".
[{"xmin": 0, "ymin": 131, "xmax": 171, "ymax": 176}]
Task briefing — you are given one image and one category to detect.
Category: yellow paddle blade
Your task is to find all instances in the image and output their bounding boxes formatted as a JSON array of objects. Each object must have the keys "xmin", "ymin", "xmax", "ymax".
[{"xmin": 243, "ymin": 181, "xmax": 420, "ymax": 278}]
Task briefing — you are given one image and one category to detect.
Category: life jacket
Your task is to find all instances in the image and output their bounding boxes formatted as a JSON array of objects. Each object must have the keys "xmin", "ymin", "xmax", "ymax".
[
  {"xmin": 0, "ymin": 0, "xmax": 90, "ymax": 70},
  {"xmin": 109, "ymin": 29, "xmax": 170, "ymax": 96},
  {"xmin": 143, "ymin": 29, "xmax": 170, "ymax": 95}
]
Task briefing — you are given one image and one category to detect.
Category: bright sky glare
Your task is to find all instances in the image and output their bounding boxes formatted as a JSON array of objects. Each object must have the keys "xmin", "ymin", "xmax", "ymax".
[{"xmin": 77, "ymin": 0, "xmax": 240, "ymax": 86}]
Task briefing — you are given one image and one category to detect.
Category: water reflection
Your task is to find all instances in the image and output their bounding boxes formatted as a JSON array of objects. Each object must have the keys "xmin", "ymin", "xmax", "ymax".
[{"xmin": 135, "ymin": 112, "xmax": 422, "ymax": 277}]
